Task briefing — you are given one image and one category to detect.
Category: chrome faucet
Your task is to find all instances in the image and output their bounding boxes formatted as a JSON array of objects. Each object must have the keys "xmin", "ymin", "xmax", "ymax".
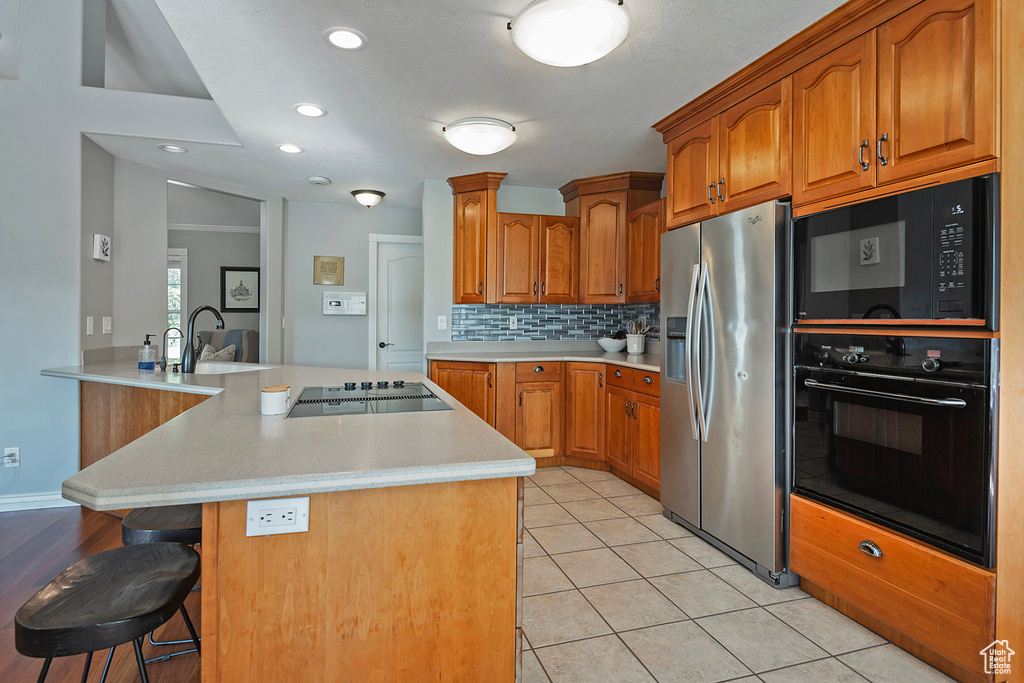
[
  {"xmin": 159, "ymin": 327, "xmax": 183, "ymax": 371},
  {"xmin": 181, "ymin": 305, "xmax": 225, "ymax": 373}
]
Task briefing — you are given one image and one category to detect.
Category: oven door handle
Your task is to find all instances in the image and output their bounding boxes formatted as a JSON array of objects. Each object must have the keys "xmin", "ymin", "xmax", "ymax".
[{"xmin": 803, "ymin": 379, "xmax": 967, "ymax": 408}]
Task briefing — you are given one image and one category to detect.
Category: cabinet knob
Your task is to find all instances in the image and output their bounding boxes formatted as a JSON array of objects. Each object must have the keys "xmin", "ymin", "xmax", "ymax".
[
  {"xmin": 643, "ymin": 375, "xmax": 653, "ymax": 384},
  {"xmin": 859, "ymin": 540, "xmax": 883, "ymax": 558},
  {"xmin": 534, "ymin": 365, "xmax": 544, "ymax": 372},
  {"xmin": 614, "ymin": 369, "xmax": 622, "ymax": 377}
]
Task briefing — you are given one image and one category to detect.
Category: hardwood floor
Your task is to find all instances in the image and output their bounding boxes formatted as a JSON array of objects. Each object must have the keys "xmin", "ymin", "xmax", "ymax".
[{"xmin": 0, "ymin": 507, "xmax": 201, "ymax": 682}]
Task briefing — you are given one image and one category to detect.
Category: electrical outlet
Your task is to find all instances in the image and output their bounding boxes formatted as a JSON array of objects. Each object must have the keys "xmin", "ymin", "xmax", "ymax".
[
  {"xmin": 245, "ymin": 496, "xmax": 309, "ymax": 537},
  {"xmin": 86, "ymin": 317, "xmax": 94, "ymax": 336},
  {"xmin": 3, "ymin": 447, "xmax": 20, "ymax": 468},
  {"xmin": 102, "ymin": 316, "xmax": 112, "ymax": 334},
  {"xmin": 509, "ymin": 315, "xmax": 517, "ymax": 330},
  {"xmin": 437, "ymin": 315, "xmax": 447, "ymax": 330}
]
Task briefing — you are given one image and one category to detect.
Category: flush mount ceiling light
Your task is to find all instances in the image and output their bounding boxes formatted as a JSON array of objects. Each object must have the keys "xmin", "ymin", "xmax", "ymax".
[
  {"xmin": 294, "ymin": 103, "xmax": 327, "ymax": 118},
  {"xmin": 307, "ymin": 176, "xmax": 332, "ymax": 186},
  {"xmin": 325, "ymin": 27, "xmax": 367, "ymax": 50},
  {"xmin": 158, "ymin": 144, "xmax": 188, "ymax": 154},
  {"xmin": 351, "ymin": 189, "xmax": 385, "ymax": 208},
  {"xmin": 278, "ymin": 144, "xmax": 304, "ymax": 154},
  {"xmin": 442, "ymin": 118, "xmax": 518, "ymax": 155},
  {"xmin": 509, "ymin": 0, "xmax": 629, "ymax": 67}
]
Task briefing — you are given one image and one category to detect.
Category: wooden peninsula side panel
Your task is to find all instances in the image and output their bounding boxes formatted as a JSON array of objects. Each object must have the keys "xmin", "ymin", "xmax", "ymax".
[{"xmin": 201, "ymin": 476, "xmax": 521, "ymax": 682}]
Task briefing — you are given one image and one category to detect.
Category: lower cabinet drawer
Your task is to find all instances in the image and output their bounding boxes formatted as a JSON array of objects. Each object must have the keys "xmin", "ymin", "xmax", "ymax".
[
  {"xmin": 632, "ymin": 370, "xmax": 660, "ymax": 396},
  {"xmin": 607, "ymin": 366, "xmax": 633, "ymax": 389},
  {"xmin": 790, "ymin": 495, "xmax": 994, "ymax": 675},
  {"xmin": 515, "ymin": 361, "xmax": 562, "ymax": 382}
]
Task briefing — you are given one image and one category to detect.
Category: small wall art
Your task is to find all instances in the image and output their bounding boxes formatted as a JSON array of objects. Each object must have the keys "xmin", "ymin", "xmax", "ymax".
[
  {"xmin": 221, "ymin": 266, "xmax": 260, "ymax": 313},
  {"xmin": 93, "ymin": 234, "xmax": 111, "ymax": 261},
  {"xmin": 313, "ymin": 255, "xmax": 345, "ymax": 285}
]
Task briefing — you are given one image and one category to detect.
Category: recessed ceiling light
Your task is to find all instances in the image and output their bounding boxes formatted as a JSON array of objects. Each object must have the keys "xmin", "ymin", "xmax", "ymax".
[
  {"xmin": 278, "ymin": 144, "xmax": 304, "ymax": 154},
  {"xmin": 351, "ymin": 189, "xmax": 385, "ymax": 208},
  {"xmin": 295, "ymin": 103, "xmax": 327, "ymax": 118},
  {"xmin": 325, "ymin": 27, "xmax": 367, "ymax": 50},
  {"xmin": 443, "ymin": 118, "xmax": 518, "ymax": 155},
  {"xmin": 158, "ymin": 144, "xmax": 188, "ymax": 154},
  {"xmin": 307, "ymin": 176, "xmax": 332, "ymax": 186},
  {"xmin": 509, "ymin": 0, "xmax": 630, "ymax": 67}
]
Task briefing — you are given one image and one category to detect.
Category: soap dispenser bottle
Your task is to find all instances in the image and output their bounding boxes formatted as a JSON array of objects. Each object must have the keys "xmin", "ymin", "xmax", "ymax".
[{"xmin": 139, "ymin": 334, "xmax": 156, "ymax": 371}]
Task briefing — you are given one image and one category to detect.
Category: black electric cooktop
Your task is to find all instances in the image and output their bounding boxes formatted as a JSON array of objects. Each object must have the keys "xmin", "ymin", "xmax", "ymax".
[{"xmin": 285, "ymin": 381, "xmax": 452, "ymax": 418}]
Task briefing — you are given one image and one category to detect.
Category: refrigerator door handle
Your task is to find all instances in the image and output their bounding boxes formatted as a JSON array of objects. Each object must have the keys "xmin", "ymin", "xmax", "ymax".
[
  {"xmin": 684, "ymin": 264, "xmax": 700, "ymax": 440},
  {"xmin": 693, "ymin": 261, "xmax": 710, "ymax": 442}
]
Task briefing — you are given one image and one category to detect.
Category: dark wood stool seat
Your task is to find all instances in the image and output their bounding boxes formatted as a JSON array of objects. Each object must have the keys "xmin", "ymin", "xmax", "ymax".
[
  {"xmin": 15, "ymin": 542, "xmax": 200, "ymax": 681},
  {"xmin": 122, "ymin": 504, "xmax": 202, "ymax": 546}
]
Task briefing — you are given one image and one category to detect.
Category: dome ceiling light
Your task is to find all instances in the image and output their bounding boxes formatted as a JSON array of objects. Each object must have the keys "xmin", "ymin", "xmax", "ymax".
[
  {"xmin": 508, "ymin": 0, "xmax": 629, "ymax": 67},
  {"xmin": 442, "ymin": 118, "xmax": 518, "ymax": 156},
  {"xmin": 351, "ymin": 189, "xmax": 385, "ymax": 208},
  {"xmin": 307, "ymin": 176, "xmax": 332, "ymax": 186}
]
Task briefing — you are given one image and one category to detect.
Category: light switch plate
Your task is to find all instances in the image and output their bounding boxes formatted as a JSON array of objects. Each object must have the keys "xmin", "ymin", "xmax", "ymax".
[
  {"xmin": 437, "ymin": 315, "xmax": 447, "ymax": 330},
  {"xmin": 86, "ymin": 317, "xmax": 94, "ymax": 336},
  {"xmin": 246, "ymin": 496, "xmax": 310, "ymax": 537},
  {"xmin": 102, "ymin": 317, "xmax": 112, "ymax": 334}
]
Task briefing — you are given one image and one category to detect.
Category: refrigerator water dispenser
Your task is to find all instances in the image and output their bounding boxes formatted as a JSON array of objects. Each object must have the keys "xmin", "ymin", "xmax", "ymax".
[{"xmin": 665, "ymin": 317, "xmax": 688, "ymax": 384}]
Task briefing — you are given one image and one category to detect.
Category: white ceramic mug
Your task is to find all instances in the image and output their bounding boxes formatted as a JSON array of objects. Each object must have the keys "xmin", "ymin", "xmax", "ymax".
[
  {"xmin": 261, "ymin": 385, "xmax": 291, "ymax": 415},
  {"xmin": 626, "ymin": 334, "xmax": 646, "ymax": 355}
]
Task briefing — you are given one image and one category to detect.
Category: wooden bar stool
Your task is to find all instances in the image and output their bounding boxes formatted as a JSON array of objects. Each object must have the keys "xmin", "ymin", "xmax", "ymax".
[
  {"xmin": 15, "ymin": 542, "xmax": 201, "ymax": 683},
  {"xmin": 121, "ymin": 504, "xmax": 202, "ymax": 658}
]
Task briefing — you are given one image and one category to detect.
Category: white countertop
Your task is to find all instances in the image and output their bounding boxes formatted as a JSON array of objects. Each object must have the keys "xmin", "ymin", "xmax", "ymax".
[
  {"xmin": 44, "ymin": 362, "xmax": 535, "ymax": 510},
  {"xmin": 424, "ymin": 349, "xmax": 662, "ymax": 373}
]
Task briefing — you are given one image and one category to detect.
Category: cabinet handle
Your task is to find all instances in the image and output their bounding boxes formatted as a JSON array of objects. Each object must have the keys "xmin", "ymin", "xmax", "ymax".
[
  {"xmin": 625, "ymin": 400, "xmax": 632, "ymax": 416},
  {"xmin": 614, "ymin": 369, "xmax": 622, "ymax": 377},
  {"xmin": 643, "ymin": 375, "xmax": 653, "ymax": 384},
  {"xmin": 655, "ymin": 277, "xmax": 660, "ymax": 293},
  {"xmin": 533, "ymin": 281, "xmax": 538, "ymax": 295},
  {"xmin": 859, "ymin": 540, "xmax": 883, "ymax": 558},
  {"xmin": 534, "ymin": 365, "xmax": 544, "ymax": 372},
  {"xmin": 488, "ymin": 371, "xmax": 492, "ymax": 388},
  {"xmin": 541, "ymin": 282, "xmax": 546, "ymax": 295},
  {"xmin": 519, "ymin": 391, "xmax": 523, "ymax": 407},
  {"xmin": 717, "ymin": 178, "xmax": 725, "ymax": 203},
  {"xmin": 599, "ymin": 371, "xmax": 603, "ymax": 388},
  {"xmin": 858, "ymin": 139, "xmax": 870, "ymax": 171},
  {"xmin": 619, "ymin": 282, "xmax": 623, "ymax": 296},
  {"xmin": 633, "ymin": 402, "xmax": 639, "ymax": 419},
  {"xmin": 877, "ymin": 133, "xmax": 889, "ymax": 166},
  {"xmin": 707, "ymin": 183, "xmax": 716, "ymax": 205},
  {"xmin": 478, "ymin": 281, "xmax": 483, "ymax": 295}
]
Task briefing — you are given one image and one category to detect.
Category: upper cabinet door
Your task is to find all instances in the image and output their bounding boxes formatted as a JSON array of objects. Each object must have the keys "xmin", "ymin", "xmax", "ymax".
[
  {"xmin": 625, "ymin": 200, "xmax": 663, "ymax": 303},
  {"xmin": 718, "ymin": 78, "xmax": 792, "ymax": 212},
  {"xmin": 539, "ymin": 216, "xmax": 579, "ymax": 304},
  {"xmin": 793, "ymin": 33, "xmax": 877, "ymax": 205},
  {"xmin": 666, "ymin": 118, "xmax": 718, "ymax": 228},
  {"xmin": 496, "ymin": 213, "xmax": 539, "ymax": 304},
  {"xmin": 875, "ymin": 0, "xmax": 996, "ymax": 184},
  {"xmin": 579, "ymin": 191, "xmax": 627, "ymax": 303},
  {"xmin": 453, "ymin": 191, "xmax": 488, "ymax": 303}
]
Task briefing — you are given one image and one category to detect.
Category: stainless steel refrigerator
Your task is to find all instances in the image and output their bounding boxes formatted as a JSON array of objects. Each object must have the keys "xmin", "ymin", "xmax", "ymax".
[{"xmin": 660, "ymin": 199, "xmax": 797, "ymax": 587}]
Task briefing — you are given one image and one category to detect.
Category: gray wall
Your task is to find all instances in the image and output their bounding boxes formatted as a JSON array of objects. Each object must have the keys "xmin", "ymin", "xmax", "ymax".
[
  {"xmin": 285, "ymin": 201, "xmax": 422, "ymax": 369},
  {"xmin": 168, "ymin": 183, "xmax": 261, "ymax": 227},
  {"xmin": 168, "ymin": 230, "xmax": 261, "ymax": 332},
  {"xmin": 81, "ymin": 136, "xmax": 115, "ymax": 352}
]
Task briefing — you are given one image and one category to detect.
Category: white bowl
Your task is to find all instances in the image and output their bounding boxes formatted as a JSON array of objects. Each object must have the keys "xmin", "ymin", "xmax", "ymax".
[{"xmin": 597, "ymin": 338, "xmax": 627, "ymax": 353}]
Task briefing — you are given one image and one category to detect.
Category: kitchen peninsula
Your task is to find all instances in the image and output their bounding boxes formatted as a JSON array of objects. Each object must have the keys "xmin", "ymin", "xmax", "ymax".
[{"xmin": 43, "ymin": 361, "xmax": 534, "ymax": 682}]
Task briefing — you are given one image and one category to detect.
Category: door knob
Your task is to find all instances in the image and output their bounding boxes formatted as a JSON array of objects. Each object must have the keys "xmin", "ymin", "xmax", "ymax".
[{"xmin": 378, "ymin": 342, "xmax": 394, "ymax": 348}]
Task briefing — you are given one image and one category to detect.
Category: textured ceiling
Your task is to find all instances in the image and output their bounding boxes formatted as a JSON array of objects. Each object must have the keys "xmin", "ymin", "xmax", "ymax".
[{"xmin": 89, "ymin": 0, "xmax": 848, "ymax": 208}]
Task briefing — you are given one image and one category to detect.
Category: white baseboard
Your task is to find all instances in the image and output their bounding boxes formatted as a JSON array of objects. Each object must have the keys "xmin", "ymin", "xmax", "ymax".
[{"xmin": 0, "ymin": 492, "xmax": 80, "ymax": 513}]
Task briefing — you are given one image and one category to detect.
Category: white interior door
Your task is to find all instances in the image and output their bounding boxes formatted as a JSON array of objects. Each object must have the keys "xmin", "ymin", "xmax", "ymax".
[{"xmin": 375, "ymin": 240, "xmax": 424, "ymax": 372}]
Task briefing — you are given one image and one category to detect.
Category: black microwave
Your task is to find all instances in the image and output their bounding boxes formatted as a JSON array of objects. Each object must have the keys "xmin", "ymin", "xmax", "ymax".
[{"xmin": 793, "ymin": 174, "xmax": 999, "ymax": 329}]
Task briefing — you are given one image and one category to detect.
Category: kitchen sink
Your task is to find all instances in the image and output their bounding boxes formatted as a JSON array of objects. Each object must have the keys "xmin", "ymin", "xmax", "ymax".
[{"xmin": 193, "ymin": 362, "xmax": 276, "ymax": 374}]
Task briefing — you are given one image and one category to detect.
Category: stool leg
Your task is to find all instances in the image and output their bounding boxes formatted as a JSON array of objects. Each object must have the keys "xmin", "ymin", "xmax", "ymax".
[
  {"xmin": 133, "ymin": 637, "xmax": 150, "ymax": 683},
  {"xmin": 80, "ymin": 651, "xmax": 93, "ymax": 683},
  {"xmin": 180, "ymin": 604, "xmax": 201, "ymax": 655},
  {"xmin": 36, "ymin": 658, "xmax": 52, "ymax": 683},
  {"xmin": 99, "ymin": 647, "xmax": 115, "ymax": 683}
]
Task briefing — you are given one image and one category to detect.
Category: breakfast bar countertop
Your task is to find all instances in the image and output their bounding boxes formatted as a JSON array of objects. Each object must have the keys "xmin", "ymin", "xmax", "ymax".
[{"xmin": 43, "ymin": 362, "xmax": 535, "ymax": 510}]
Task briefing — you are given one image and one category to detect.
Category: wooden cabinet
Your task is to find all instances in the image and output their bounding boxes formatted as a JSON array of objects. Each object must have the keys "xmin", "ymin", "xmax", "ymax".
[
  {"xmin": 604, "ymin": 367, "xmax": 661, "ymax": 489},
  {"xmin": 793, "ymin": 0, "xmax": 996, "ymax": 205},
  {"xmin": 449, "ymin": 172, "xmax": 506, "ymax": 304},
  {"xmin": 666, "ymin": 79, "xmax": 792, "ymax": 229},
  {"xmin": 515, "ymin": 362, "xmax": 563, "ymax": 458},
  {"xmin": 429, "ymin": 360, "xmax": 496, "ymax": 427},
  {"xmin": 560, "ymin": 172, "xmax": 664, "ymax": 304},
  {"xmin": 565, "ymin": 363, "xmax": 605, "ymax": 461},
  {"xmin": 625, "ymin": 199, "xmax": 664, "ymax": 303},
  {"xmin": 791, "ymin": 494, "xmax": 994, "ymax": 680},
  {"xmin": 496, "ymin": 213, "xmax": 579, "ymax": 304}
]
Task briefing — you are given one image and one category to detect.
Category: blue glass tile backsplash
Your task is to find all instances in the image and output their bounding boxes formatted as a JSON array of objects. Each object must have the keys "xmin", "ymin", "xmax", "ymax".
[{"xmin": 451, "ymin": 303, "xmax": 660, "ymax": 342}]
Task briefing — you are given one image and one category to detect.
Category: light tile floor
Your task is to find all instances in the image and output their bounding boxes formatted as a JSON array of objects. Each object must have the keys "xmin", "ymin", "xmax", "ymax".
[{"xmin": 522, "ymin": 466, "xmax": 956, "ymax": 683}]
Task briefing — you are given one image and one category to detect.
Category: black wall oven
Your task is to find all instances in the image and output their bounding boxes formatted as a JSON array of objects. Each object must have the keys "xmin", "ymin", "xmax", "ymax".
[
  {"xmin": 793, "ymin": 333, "xmax": 998, "ymax": 567},
  {"xmin": 793, "ymin": 174, "xmax": 999, "ymax": 328}
]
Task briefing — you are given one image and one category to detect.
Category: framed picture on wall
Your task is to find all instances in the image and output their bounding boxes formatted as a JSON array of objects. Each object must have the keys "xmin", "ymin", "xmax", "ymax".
[{"xmin": 221, "ymin": 266, "xmax": 260, "ymax": 313}]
